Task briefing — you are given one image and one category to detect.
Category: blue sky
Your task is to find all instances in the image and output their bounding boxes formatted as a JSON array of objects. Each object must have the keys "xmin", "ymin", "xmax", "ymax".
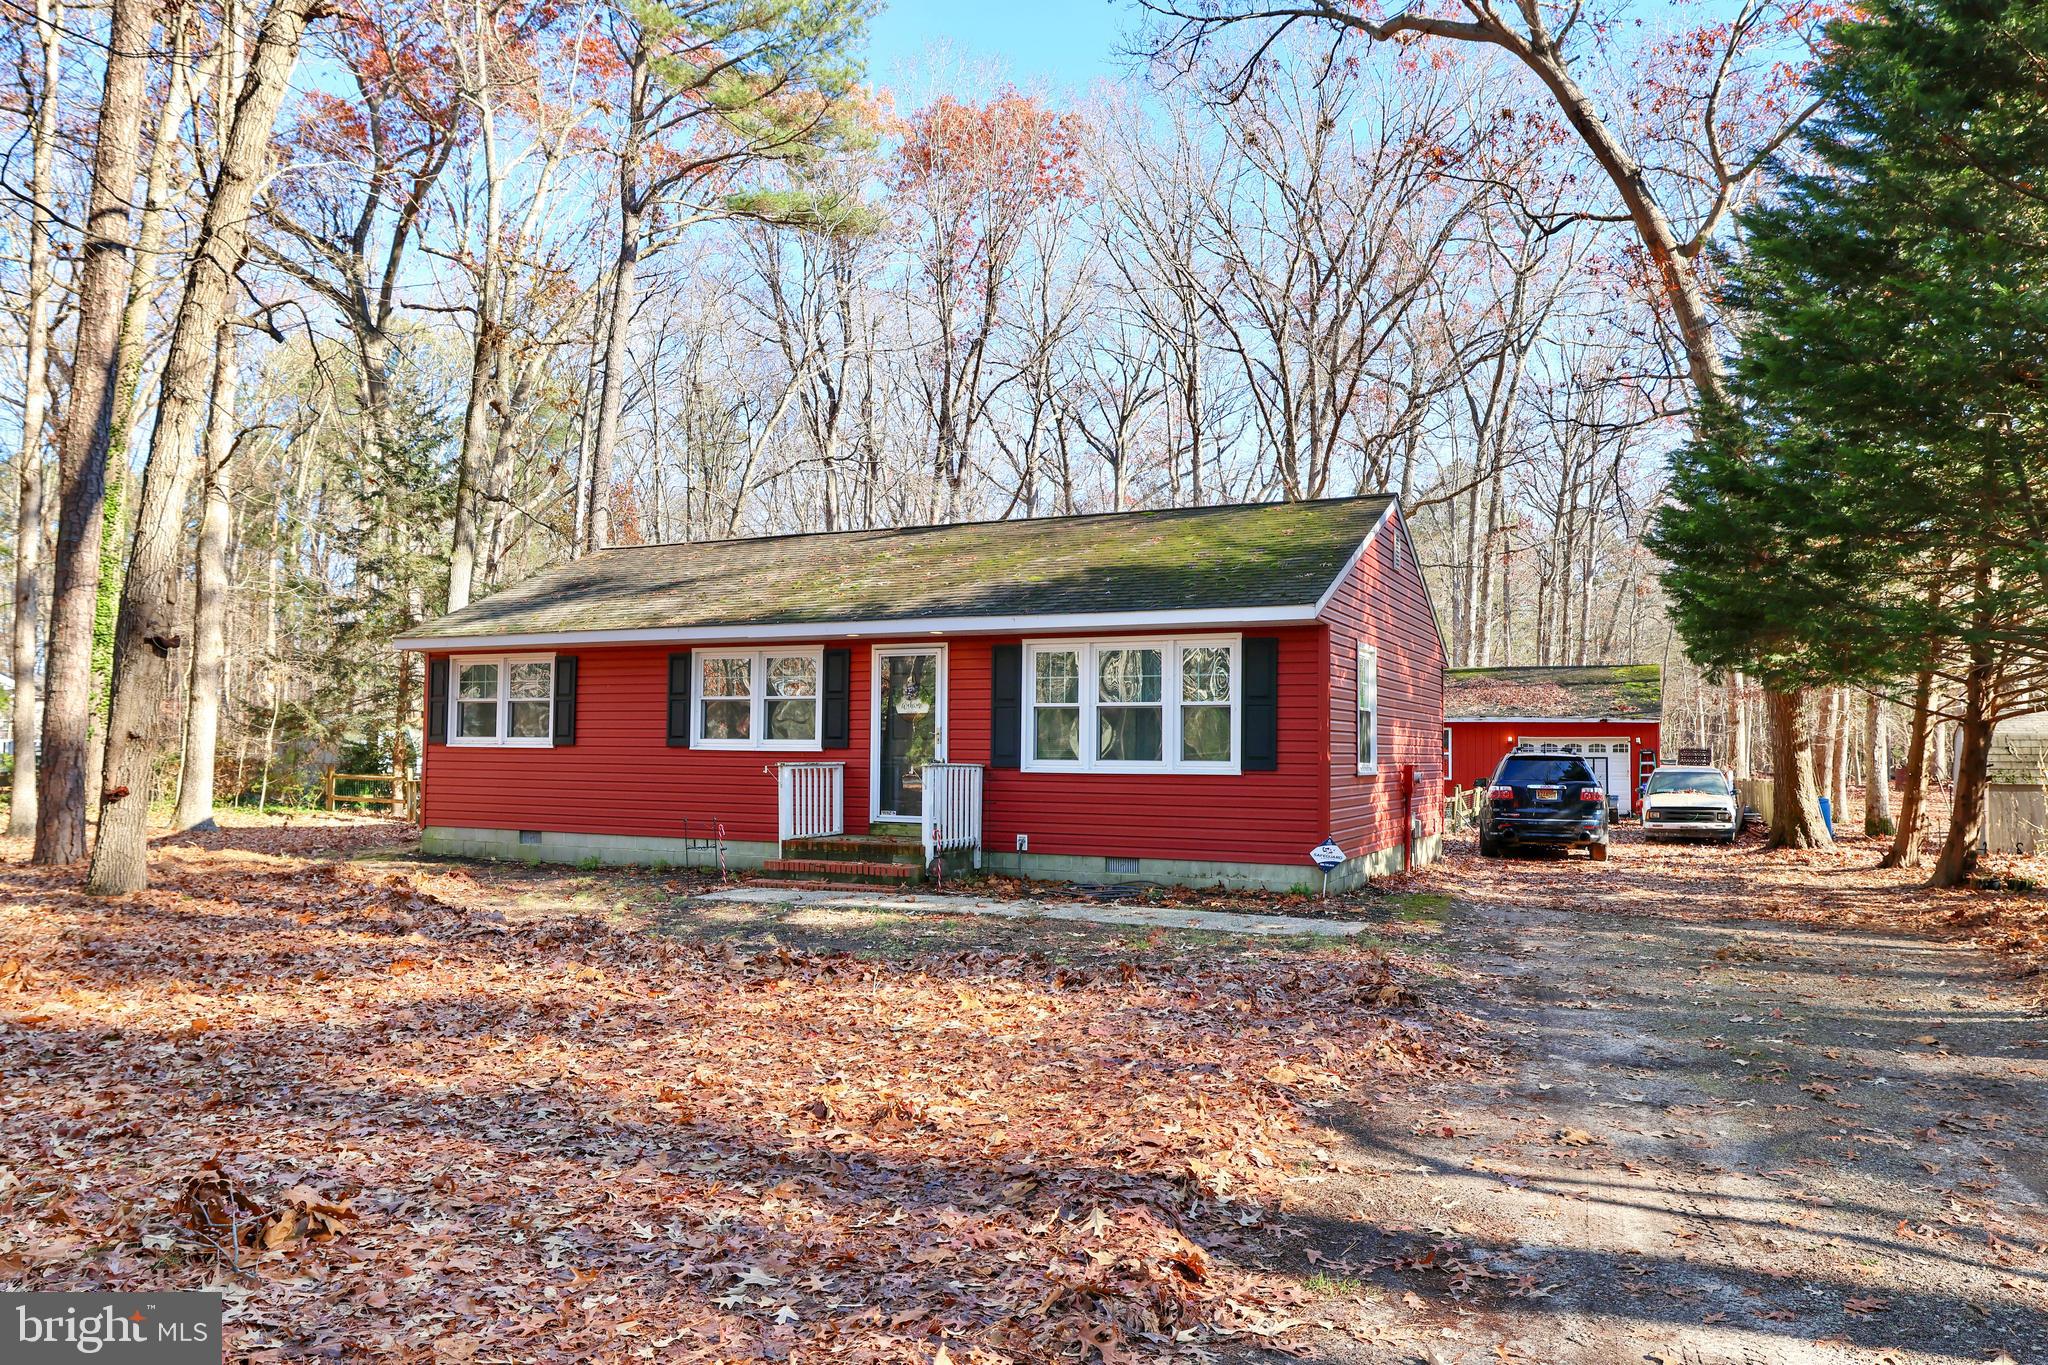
[{"xmin": 865, "ymin": 0, "xmax": 1138, "ymax": 94}]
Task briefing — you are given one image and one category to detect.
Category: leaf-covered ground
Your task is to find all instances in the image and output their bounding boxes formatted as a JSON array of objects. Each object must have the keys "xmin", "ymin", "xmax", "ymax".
[
  {"xmin": 1256, "ymin": 828, "xmax": 2048, "ymax": 1363},
  {"xmin": 1429, "ymin": 818, "xmax": 2048, "ymax": 998},
  {"xmin": 0, "ymin": 820, "xmax": 1476, "ymax": 1363}
]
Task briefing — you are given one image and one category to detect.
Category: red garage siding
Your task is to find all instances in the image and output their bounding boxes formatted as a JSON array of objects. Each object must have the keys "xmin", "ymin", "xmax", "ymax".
[{"xmin": 1322, "ymin": 508, "xmax": 1449, "ymax": 863}]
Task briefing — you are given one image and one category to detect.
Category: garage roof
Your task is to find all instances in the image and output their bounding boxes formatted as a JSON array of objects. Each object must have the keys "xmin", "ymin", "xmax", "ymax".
[{"xmin": 1445, "ymin": 664, "xmax": 1663, "ymax": 721}]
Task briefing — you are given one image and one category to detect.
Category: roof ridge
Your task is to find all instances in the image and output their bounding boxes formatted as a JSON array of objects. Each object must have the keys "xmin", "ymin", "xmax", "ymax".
[
  {"xmin": 593, "ymin": 493, "xmax": 1396, "ymax": 554},
  {"xmin": 1448, "ymin": 663, "xmax": 1658, "ymax": 673}
]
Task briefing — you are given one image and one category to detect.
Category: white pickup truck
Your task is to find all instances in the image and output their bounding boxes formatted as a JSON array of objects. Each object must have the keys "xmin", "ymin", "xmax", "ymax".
[{"xmin": 1639, "ymin": 766, "xmax": 1743, "ymax": 844}]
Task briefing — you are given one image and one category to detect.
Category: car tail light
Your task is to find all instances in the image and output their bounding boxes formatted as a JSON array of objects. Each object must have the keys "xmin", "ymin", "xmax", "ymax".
[
  {"xmin": 1579, "ymin": 789, "xmax": 1604, "ymax": 803},
  {"xmin": 1488, "ymin": 785, "xmax": 1515, "ymax": 801}
]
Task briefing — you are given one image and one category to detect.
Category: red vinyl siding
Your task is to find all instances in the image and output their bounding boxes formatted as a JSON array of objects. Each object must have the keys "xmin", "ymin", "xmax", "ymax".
[
  {"xmin": 960, "ymin": 627, "xmax": 1328, "ymax": 867},
  {"xmin": 1445, "ymin": 718, "xmax": 1663, "ymax": 800},
  {"xmin": 422, "ymin": 626, "xmax": 1332, "ymax": 866},
  {"xmin": 1323, "ymin": 508, "xmax": 1449, "ymax": 861},
  {"xmin": 424, "ymin": 643, "xmax": 875, "ymax": 845}
]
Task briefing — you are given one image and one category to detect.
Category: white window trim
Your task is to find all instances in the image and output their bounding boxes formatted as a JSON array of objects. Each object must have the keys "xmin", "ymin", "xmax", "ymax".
[
  {"xmin": 1022, "ymin": 635, "xmax": 1241, "ymax": 776},
  {"xmin": 1356, "ymin": 641, "xmax": 1380, "ymax": 776},
  {"xmin": 447, "ymin": 653, "xmax": 556, "ymax": 748},
  {"xmin": 691, "ymin": 647, "xmax": 825, "ymax": 751}
]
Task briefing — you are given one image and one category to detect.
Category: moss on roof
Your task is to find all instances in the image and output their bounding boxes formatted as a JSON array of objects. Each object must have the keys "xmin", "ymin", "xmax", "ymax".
[
  {"xmin": 1444, "ymin": 664, "xmax": 1664, "ymax": 720},
  {"xmin": 402, "ymin": 496, "xmax": 1395, "ymax": 642}
]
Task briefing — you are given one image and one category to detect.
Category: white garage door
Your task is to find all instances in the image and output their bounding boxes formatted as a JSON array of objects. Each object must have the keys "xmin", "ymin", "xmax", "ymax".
[{"xmin": 1512, "ymin": 737, "xmax": 1632, "ymax": 815}]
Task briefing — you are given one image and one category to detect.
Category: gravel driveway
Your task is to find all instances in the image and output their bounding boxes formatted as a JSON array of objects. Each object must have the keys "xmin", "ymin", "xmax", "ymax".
[{"xmin": 1249, "ymin": 835, "xmax": 2048, "ymax": 1364}]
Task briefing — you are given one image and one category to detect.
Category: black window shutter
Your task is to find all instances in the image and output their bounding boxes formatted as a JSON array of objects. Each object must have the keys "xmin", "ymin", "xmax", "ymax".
[
  {"xmin": 822, "ymin": 648, "xmax": 851, "ymax": 748},
  {"xmin": 667, "ymin": 652, "xmax": 692, "ymax": 747},
  {"xmin": 990, "ymin": 644, "xmax": 1022, "ymax": 769},
  {"xmin": 1242, "ymin": 637, "xmax": 1279, "ymax": 771},
  {"xmin": 551, "ymin": 655, "xmax": 578, "ymax": 746},
  {"xmin": 427, "ymin": 658, "xmax": 449, "ymax": 745}
]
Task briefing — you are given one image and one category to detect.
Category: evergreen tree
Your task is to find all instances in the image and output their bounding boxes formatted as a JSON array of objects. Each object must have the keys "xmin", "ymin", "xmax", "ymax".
[{"xmin": 1654, "ymin": 0, "xmax": 2048, "ymax": 882}]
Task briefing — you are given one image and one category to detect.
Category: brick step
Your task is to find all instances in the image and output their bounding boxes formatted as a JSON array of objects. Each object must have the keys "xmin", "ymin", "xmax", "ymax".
[
  {"xmin": 762, "ymin": 857, "xmax": 922, "ymax": 883},
  {"xmin": 784, "ymin": 834, "xmax": 927, "ymax": 865}
]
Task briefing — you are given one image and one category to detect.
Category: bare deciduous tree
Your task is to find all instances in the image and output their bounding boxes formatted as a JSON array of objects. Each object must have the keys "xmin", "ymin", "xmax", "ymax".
[{"xmin": 89, "ymin": 0, "xmax": 330, "ymax": 895}]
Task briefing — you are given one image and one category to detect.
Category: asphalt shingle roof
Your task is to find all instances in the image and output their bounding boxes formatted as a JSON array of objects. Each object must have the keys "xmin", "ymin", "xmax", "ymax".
[
  {"xmin": 1444, "ymin": 664, "xmax": 1663, "ymax": 721},
  {"xmin": 400, "ymin": 496, "xmax": 1395, "ymax": 644}
]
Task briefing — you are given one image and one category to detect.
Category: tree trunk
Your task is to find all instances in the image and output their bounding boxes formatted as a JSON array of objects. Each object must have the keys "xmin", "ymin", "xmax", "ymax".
[
  {"xmin": 1826, "ymin": 687, "xmax": 1843, "ymax": 806},
  {"xmin": 8, "ymin": 0, "xmax": 63, "ymax": 837},
  {"xmin": 9, "ymin": 439, "xmax": 46, "ymax": 838},
  {"xmin": 445, "ymin": 327, "xmax": 495, "ymax": 612},
  {"xmin": 1727, "ymin": 670, "xmax": 1750, "ymax": 779},
  {"xmin": 1830, "ymin": 686, "xmax": 1851, "ymax": 827},
  {"xmin": 587, "ymin": 55, "xmax": 648, "ymax": 554},
  {"xmin": 88, "ymin": 0, "xmax": 326, "ymax": 895},
  {"xmin": 1765, "ymin": 687, "xmax": 1831, "ymax": 849},
  {"xmin": 443, "ymin": 26, "xmax": 510, "ymax": 614},
  {"xmin": 82, "ymin": 16, "xmax": 205, "ymax": 833},
  {"xmin": 1931, "ymin": 703, "xmax": 1949, "ymax": 787},
  {"xmin": 84, "ymin": 470, "xmax": 127, "ymax": 840},
  {"xmin": 1880, "ymin": 668, "xmax": 1934, "ymax": 869},
  {"xmin": 106, "ymin": 18, "xmax": 202, "ymax": 464},
  {"xmin": 173, "ymin": 323, "xmax": 239, "ymax": 832},
  {"xmin": 1864, "ymin": 692, "xmax": 1893, "ymax": 836},
  {"xmin": 32, "ymin": 0, "xmax": 152, "ymax": 865},
  {"xmin": 1928, "ymin": 646, "xmax": 1994, "ymax": 889}
]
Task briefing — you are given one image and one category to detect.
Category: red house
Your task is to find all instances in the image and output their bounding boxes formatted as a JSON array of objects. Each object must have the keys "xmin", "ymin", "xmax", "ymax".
[
  {"xmin": 395, "ymin": 497, "xmax": 1448, "ymax": 891},
  {"xmin": 1442, "ymin": 665, "xmax": 1664, "ymax": 816}
]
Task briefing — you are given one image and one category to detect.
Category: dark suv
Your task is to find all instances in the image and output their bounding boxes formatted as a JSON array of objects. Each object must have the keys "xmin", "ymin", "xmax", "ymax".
[{"xmin": 1477, "ymin": 754, "xmax": 1610, "ymax": 860}]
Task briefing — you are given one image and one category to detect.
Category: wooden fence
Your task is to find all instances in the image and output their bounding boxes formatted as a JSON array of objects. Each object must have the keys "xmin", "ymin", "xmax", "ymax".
[
  {"xmin": 322, "ymin": 769, "xmax": 418, "ymax": 821},
  {"xmin": 1988, "ymin": 786, "xmax": 2046, "ymax": 855},
  {"xmin": 1737, "ymin": 777, "xmax": 1775, "ymax": 826},
  {"xmin": 1442, "ymin": 785, "xmax": 1484, "ymax": 834}
]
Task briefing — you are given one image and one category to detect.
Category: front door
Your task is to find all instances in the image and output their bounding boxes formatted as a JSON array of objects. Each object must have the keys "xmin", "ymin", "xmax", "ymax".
[{"xmin": 875, "ymin": 648, "xmax": 943, "ymax": 819}]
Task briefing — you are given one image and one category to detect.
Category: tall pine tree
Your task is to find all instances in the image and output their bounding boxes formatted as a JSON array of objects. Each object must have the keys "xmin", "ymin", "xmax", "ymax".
[{"xmin": 1655, "ymin": 0, "xmax": 2048, "ymax": 884}]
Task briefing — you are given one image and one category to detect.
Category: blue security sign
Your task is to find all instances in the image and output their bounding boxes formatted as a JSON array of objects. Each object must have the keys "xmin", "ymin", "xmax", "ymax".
[{"xmin": 1309, "ymin": 837, "xmax": 1345, "ymax": 871}]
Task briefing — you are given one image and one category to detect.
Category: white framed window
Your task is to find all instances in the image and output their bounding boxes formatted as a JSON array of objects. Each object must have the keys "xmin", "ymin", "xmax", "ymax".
[
  {"xmin": 1178, "ymin": 643, "xmax": 1233, "ymax": 765},
  {"xmin": 693, "ymin": 648, "xmax": 822, "ymax": 750},
  {"xmin": 1355, "ymin": 642, "xmax": 1379, "ymax": 775},
  {"xmin": 1030, "ymin": 647, "xmax": 1083, "ymax": 763},
  {"xmin": 1023, "ymin": 636, "xmax": 1240, "ymax": 774},
  {"xmin": 449, "ymin": 654, "xmax": 555, "ymax": 747}
]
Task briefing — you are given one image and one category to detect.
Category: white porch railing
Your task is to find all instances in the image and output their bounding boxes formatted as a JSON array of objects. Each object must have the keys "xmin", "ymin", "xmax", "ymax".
[
  {"xmin": 776, "ymin": 762, "xmax": 845, "ymax": 854},
  {"xmin": 921, "ymin": 762, "xmax": 984, "ymax": 869}
]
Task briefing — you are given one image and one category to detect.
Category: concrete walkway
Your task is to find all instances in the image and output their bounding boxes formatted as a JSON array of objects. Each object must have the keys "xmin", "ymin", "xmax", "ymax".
[{"xmin": 689, "ymin": 885, "xmax": 1373, "ymax": 938}]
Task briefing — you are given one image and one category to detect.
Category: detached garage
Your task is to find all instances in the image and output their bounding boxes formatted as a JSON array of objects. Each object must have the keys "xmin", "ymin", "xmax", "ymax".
[{"xmin": 1443, "ymin": 665, "xmax": 1663, "ymax": 816}]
